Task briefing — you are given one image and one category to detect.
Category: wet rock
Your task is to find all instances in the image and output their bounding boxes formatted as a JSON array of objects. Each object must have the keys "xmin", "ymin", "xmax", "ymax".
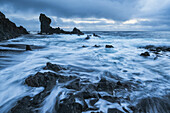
[
  {"xmin": 39, "ymin": 13, "xmax": 84, "ymax": 35},
  {"xmin": 71, "ymin": 27, "xmax": 84, "ymax": 35},
  {"xmin": 10, "ymin": 96, "xmax": 33, "ymax": 113},
  {"xmin": 0, "ymin": 11, "xmax": 28, "ymax": 41},
  {"xmin": 26, "ymin": 45, "xmax": 32, "ymax": 51},
  {"xmin": 97, "ymin": 78, "xmax": 115, "ymax": 95},
  {"xmin": 133, "ymin": 95, "xmax": 170, "ymax": 113},
  {"xmin": 39, "ymin": 13, "xmax": 52, "ymax": 34},
  {"xmin": 65, "ymin": 78, "xmax": 81, "ymax": 90},
  {"xmin": 117, "ymin": 81, "xmax": 122, "ymax": 86},
  {"xmin": 43, "ymin": 62, "xmax": 66, "ymax": 72},
  {"xmin": 57, "ymin": 102, "xmax": 83, "ymax": 113},
  {"xmin": 105, "ymin": 45, "xmax": 114, "ymax": 48},
  {"xmin": 25, "ymin": 72, "xmax": 57, "ymax": 89},
  {"xmin": 93, "ymin": 33, "xmax": 101, "ymax": 37},
  {"xmin": 140, "ymin": 52, "xmax": 150, "ymax": 57},
  {"xmin": 107, "ymin": 108, "xmax": 123, "ymax": 113},
  {"xmin": 140, "ymin": 45, "xmax": 170, "ymax": 53},
  {"xmin": 85, "ymin": 35, "xmax": 90, "ymax": 40}
]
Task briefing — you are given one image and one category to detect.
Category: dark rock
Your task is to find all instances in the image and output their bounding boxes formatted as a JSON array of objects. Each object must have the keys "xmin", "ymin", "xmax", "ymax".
[
  {"xmin": 93, "ymin": 33, "xmax": 101, "ymax": 37},
  {"xmin": 97, "ymin": 78, "xmax": 115, "ymax": 95},
  {"xmin": 82, "ymin": 45, "xmax": 87, "ymax": 48},
  {"xmin": 107, "ymin": 108, "xmax": 123, "ymax": 113},
  {"xmin": 39, "ymin": 13, "xmax": 52, "ymax": 34},
  {"xmin": 65, "ymin": 78, "xmax": 81, "ymax": 90},
  {"xmin": 117, "ymin": 81, "xmax": 122, "ymax": 86},
  {"xmin": 43, "ymin": 62, "xmax": 66, "ymax": 72},
  {"xmin": 85, "ymin": 35, "xmax": 90, "ymax": 40},
  {"xmin": 25, "ymin": 72, "xmax": 57, "ymax": 89},
  {"xmin": 101, "ymin": 95, "xmax": 117, "ymax": 103},
  {"xmin": 93, "ymin": 45, "xmax": 101, "ymax": 48},
  {"xmin": 71, "ymin": 27, "xmax": 84, "ymax": 35},
  {"xmin": 57, "ymin": 102, "xmax": 83, "ymax": 113},
  {"xmin": 26, "ymin": 45, "xmax": 32, "ymax": 51},
  {"xmin": 10, "ymin": 96, "xmax": 33, "ymax": 113},
  {"xmin": 133, "ymin": 95, "xmax": 170, "ymax": 113},
  {"xmin": 0, "ymin": 11, "xmax": 28, "ymax": 41},
  {"xmin": 140, "ymin": 52, "xmax": 150, "ymax": 57},
  {"xmin": 39, "ymin": 13, "xmax": 84, "ymax": 35},
  {"xmin": 105, "ymin": 45, "xmax": 114, "ymax": 48}
]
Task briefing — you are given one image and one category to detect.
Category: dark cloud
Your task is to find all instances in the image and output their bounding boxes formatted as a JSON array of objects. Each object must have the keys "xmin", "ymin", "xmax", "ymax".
[{"xmin": 0, "ymin": 0, "xmax": 170, "ymax": 31}]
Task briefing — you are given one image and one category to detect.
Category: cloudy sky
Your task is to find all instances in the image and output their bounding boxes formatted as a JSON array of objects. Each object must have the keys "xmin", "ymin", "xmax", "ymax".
[{"xmin": 0, "ymin": 0, "xmax": 170, "ymax": 31}]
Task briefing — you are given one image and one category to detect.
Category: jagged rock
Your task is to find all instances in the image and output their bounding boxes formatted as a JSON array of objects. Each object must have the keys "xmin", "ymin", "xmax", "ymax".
[
  {"xmin": 105, "ymin": 45, "xmax": 114, "ymax": 48},
  {"xmin": 39, "ymin": 13, "xmax": 84, "ymax": 35},
  {"xmin": 0, "ymin": 11, "xmax": 28, "ymax": 41},
  {"xmin": 140, "ymin": 52, "xmax": 150, "ymax": 57},
  {"xmin": 71, "ymin": 27, "xmax": 84, "ymax": 35},
  {"xmin": 43, "ymin": 62, "xmax": 66, "ymax": 72}
]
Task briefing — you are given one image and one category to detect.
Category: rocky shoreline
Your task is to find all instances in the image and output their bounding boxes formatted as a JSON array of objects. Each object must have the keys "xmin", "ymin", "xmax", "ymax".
[
  {"xmin": 9, "ymin": 62, "xmax": 170, "ymax": 113},
  {"xmin": 0, "ymin": 12, "xmax": 28, "ymax": 41}
]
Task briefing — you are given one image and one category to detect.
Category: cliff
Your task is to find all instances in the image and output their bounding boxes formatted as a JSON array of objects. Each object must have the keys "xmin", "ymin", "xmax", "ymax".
[{"xmin": 0, "ymin": 11, "xmax": 28, "ymax": 41}]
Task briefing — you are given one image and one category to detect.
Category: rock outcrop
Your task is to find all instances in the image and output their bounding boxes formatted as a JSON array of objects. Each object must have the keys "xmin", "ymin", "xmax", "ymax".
[
  {"xmin": 39, "ymin": 13, "xmax": 84, "ymax": 35},
  {"xmin": 0, "ymin": 11, "xmax": 29, "ymax": 41}
]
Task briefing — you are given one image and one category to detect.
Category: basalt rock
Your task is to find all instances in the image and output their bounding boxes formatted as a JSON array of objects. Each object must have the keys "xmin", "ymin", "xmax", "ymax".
[
  {"xmin": 39, "ymin": 13, "xmax": 84, "ymax": 35},
  {"xmin": 140, "ymin": 51, "xmax": 150, "ymax": 57},
  {"xmin": 105, "ymin": 45, "xmax": 114, "ymax": 48},
  {"xmin": 0, "ymin": 11, "xmax": 28, "ymax": 41}
]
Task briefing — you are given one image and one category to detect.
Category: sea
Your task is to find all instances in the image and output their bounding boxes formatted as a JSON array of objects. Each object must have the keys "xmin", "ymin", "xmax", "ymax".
[{"xmin": 0, "ymin": 31, "xmax": 170, "ymax": 113}]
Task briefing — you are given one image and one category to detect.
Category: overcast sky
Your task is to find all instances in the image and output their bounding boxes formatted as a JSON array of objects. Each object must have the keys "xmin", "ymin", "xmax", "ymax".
[{"xmin": 0, "ymin": 0, "xmax": 170, "ymax": 31}]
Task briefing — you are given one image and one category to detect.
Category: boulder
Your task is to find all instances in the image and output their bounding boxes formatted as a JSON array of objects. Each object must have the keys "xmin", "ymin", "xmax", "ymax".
[{"xmin": 0, "ymin": 11, "xmax": 28, "ymax": 41}]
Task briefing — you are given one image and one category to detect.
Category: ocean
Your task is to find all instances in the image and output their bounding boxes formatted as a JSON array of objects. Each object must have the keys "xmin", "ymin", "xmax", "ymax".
[{"xmin": 0, "ymin": 31, "xmax": 170, "ymax": 113}]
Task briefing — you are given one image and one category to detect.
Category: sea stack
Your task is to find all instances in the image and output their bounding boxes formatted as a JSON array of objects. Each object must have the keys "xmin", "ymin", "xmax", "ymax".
[
  {"xmin": 0, "ymin": 11, "xmax": 29, "ymax": 41},
  {"xmin": 39, "ymin": 13, "xmax": 84, "ymax": 35}
]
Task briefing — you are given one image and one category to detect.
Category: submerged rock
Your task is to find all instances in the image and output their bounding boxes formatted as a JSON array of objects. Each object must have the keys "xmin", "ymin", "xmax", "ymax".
[
  {"xmin": 93, "ymin": 33, "xmax": 101, "ymax": 37},
  {"xmin": 0, "ymin": 11, "xmax": 28, "ymax": 41},
  {"xmin": 85, "ymin": 35, "xmax": 90, "ymax": 40},
  {"xmin": 39, "ymin": 13, "xmax": 84, "ymax": 35},
  {"xmin": 140, "ymin": 51, "xmax": 150, "ymax": 57}
]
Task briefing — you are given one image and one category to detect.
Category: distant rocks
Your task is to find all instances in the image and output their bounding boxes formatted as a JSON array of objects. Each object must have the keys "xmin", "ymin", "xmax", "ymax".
[
  {"xmin": 139, "ymin": 45, "xmax": 170, "ymax": 58},
  {"xmin": 93, "ymin": 33, "xmax": 101, "ymax": 37},
  {"xmin": 140, "ymin": 51, "xmax": 150, "ymax": 57},
  {"xmin": 39, "ymin": 13, "xmax": 84, "ymax": 35},
  {"xmin": 71, "ymin": 27, "xmax": 84, "ymax": 35},
  {"xmin": 105, "ymin": 45, "xmax": 114, "ymax": 48},
  {"xmin": 0, "ymin": 11, "xmax": 28, "ymax": 41},
  {"xmin": 85, "ymin": 35, "xmax": 90, "ymax": 40}
]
